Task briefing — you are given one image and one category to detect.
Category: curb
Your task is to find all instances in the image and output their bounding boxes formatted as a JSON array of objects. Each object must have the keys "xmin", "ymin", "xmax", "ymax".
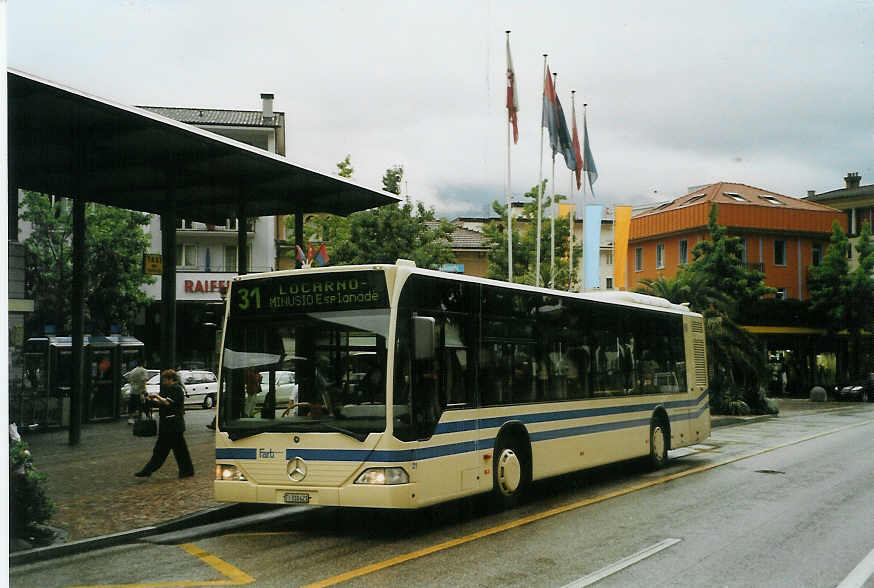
[
  {"xmin": 9, "ymin": 502, "xmax": 262, "ymax": 567},
  {"xmin": 711, "ymin": 414, "xmax": 776, "ymax": 428}
]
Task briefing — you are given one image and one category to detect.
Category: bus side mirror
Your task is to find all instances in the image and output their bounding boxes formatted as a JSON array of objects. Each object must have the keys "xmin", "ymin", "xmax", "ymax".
[{"xmin": 412, "ymin": 316, "xmax": 435, "ymax": 360}]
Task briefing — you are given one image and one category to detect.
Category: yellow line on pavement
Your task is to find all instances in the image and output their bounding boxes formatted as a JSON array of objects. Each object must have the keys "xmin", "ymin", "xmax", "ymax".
[
  {"xmin": 303, "ymin": 418, "xmax": 874, "ymax": 588},
  {"xmin": 66, "ymin": 542, "xmax": 254, "ymax": 588}
]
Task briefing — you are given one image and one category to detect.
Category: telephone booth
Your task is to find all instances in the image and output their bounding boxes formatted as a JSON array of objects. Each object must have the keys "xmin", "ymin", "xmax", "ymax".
[
  {"xmin": 16, "ymin": 338, "xmax": 69, "ymax": 428},
  {"xmin": 15, "ymin": 335, "xmax": 145, "ymax": 428}
]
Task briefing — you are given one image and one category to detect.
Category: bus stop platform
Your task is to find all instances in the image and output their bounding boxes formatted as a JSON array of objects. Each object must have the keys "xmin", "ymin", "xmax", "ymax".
[{"xmin": 10, "ymin": 397, "xmax": 842, "ymax": 565}]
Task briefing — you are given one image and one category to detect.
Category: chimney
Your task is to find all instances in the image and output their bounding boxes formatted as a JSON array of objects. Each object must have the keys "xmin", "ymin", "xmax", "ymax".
[
  {"xmin": 260, "ymin": 93, "xmax": 274, "ymax": 120},
  {"xmin": 845, "ymin": 172, "xmax": 861, "ymax": 189},
  {"xmin": 807, "ymin": 190, "xmax": 816, "ymax": 198}
]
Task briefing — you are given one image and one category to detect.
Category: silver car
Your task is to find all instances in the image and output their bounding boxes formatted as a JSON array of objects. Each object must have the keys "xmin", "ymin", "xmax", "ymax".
[{"xmin": 255, "ymin": 371, "xmax": 298, "ymax": 408}]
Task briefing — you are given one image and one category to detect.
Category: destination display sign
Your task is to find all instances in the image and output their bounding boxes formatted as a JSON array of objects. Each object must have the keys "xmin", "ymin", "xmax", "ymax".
[{"xmin": 230, "ymin": 271, "xmax": 388, "ymax": 315}]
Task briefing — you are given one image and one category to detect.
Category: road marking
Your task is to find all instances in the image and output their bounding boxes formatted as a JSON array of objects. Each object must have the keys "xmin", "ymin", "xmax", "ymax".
[
  {"xmin": 560, "ymin": 538, "xmax": 682, "ymax": 588},
  {"xmin": 179, "ymin": 543, "xmax": 254, "ymax": 585},
  {"xmin": 302, "ymin": 418, "xmax": 874, "ymax": 588},
  {"xmin": 66, "ymin": 542, "xmax": 254, "ymax": 588},
  {"xmin": 837, "ymin": 547, "xmax": 874, "ymax": 588}
]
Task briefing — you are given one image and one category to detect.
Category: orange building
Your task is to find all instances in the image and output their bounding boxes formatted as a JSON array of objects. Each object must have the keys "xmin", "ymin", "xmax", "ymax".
[{"xmin": 628, "ymin": 182, "xmax": 846, "ymax": 300}]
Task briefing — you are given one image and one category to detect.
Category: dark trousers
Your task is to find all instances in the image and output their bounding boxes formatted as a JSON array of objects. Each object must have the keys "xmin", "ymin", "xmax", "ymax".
[{"xmin": 143, "ymin": 428, "xmax": 193, "ymax": 476}]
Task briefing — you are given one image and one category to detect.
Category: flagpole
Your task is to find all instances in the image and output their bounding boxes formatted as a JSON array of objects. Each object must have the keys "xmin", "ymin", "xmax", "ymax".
[
  {"xmin": 569, "ymin": 90, "xmax": 576, "ymax": 292},
  {"xmin": 579, "ymin": 103, "xmax": 588, "ymax": 291},
  {"xmin": 550, "ymin": 71, "xmax": 559, "ymax": 289},
  {"xmin": 505, "ymin": 30, "xmax": 513, "ymax": 283},
  {"xmin": 536, "ymin": 55, "xmax": 547, "ymax": 288}
]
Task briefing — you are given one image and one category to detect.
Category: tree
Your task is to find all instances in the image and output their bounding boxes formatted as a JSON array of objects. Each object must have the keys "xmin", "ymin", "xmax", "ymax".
[
  {"xmin": 811, "ymin": 220, "xmax": 874, "ymax": 381},
  {"xmin": 482, "ymin": 181, "xmax": 579, "ymax": 289},
  {"xmin": 687, "ymin": 204, "xmax": 773, "ymax": 319},
  {"xmin": 329, "ymin": 165, "xmax": 456, "ymax": 268},
  {"xmin": 336, "ymin": 154, "xmax": 354, "ymax": 178},
  {"xmin": 19, "ymin": 192, "xmax": 154, "ymax": 335},
  {"xmin": 382, "ymin": 165, "xmax": 404, "ymax": 195}
]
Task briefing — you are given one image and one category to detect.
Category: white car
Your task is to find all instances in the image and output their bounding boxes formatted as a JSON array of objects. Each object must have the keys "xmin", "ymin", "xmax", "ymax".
[
  {"xmin": 145, "ymin": 370, "xmax": 218, "ymax": 409},
  {"xmin": 121, "ymin": 368, "xmax": 160, "ymax": 403},
  {"xmin": 255, "ymin": 371, "xmax": 298, "ymax": 408}
]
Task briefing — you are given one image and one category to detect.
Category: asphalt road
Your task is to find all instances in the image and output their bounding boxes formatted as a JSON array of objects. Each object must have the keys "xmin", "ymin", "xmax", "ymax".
[{"xmin": 11, "ymin": 404, "xmax": 874, "ymax": 588}]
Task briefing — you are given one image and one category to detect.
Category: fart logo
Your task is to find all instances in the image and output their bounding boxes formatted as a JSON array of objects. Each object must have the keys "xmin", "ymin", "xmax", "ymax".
[{"xmin": 259, "ymin": 448, "xmax": 277, "ymax": 459}]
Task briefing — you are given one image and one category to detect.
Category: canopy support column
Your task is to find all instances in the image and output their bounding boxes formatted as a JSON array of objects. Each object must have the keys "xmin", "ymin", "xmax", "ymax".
[
  {"xmin": 237, "ymin": 199, "xmax": 248, "ymax": 275},
  {"xmin": 69, "ymin": 198, "xmax": 85, "ymax": 445},
  {"xmin": 160, "ymin": 195, "xmax": 177, "ymax": 373}
]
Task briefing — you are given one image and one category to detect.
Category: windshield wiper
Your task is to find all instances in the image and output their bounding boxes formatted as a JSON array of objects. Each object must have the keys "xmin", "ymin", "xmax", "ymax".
[
  {"xmin": 226, "ymin": 427, "xmax": 272, "ymax": 441},
  {"xmin": 318, "ymin": 421, "xmax": 368, "ymax": 442}
]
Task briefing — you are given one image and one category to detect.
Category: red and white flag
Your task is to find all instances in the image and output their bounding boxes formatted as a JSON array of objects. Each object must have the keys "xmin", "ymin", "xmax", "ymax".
[
  {"xmin": 572, "ymin": 99, "xmax": 583, "ymax": 191},
  {"xmin": 506, "ymin": 35, "xmax": 519, "ymax": 144}
]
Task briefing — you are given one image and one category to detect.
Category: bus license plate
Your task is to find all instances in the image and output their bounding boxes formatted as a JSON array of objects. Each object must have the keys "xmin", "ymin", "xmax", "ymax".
[{"xmin": 284, "ymin": 492, "xmax": 310, "ymax": 504}]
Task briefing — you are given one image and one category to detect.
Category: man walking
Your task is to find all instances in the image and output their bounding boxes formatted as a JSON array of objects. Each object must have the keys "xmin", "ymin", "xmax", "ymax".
[{"xmin": 135, "ymin": 369, "xmax": 194, "ymax": 478}]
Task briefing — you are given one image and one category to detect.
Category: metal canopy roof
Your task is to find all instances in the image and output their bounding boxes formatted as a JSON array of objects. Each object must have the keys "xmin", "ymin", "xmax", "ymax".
[{"xmin": 8, "ymin": 69, "xmax": 399, "ymax": 223}]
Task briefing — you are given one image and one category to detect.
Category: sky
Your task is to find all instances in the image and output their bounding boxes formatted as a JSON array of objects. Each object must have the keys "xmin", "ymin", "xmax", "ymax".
[{"xmin": 7, "ymin": 0, "xmax": 874, "ymax": 219}]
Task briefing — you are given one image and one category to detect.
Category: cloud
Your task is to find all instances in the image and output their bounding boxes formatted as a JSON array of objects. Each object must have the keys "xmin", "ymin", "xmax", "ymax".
[{"xmin": 9, "ymin": 0, "xmax": 874, "ymax": 219}]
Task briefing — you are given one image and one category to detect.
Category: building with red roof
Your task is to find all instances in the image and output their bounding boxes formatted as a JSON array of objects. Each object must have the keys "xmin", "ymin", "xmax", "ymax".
[{"xmin": 628, "ymin": 182, "xmax": 846, "ymax": 300}]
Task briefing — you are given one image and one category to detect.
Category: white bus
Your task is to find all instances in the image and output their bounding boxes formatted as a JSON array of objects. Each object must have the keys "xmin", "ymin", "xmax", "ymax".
[{"xmin": 214, "ymin": 261, "xmax": 709, "ymax": 508}]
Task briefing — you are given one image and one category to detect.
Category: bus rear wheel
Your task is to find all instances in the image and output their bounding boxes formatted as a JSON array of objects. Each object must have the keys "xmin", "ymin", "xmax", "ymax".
[
  {"xmin": 492, "ymin": 437, "xmax": 529, "ymax": 508},
  {"xmin": 203, "ymin": 395, "xmax": 214, "ymax": 410},
  {"xmin": 648, "ymin": 418, "xmax": 668, "ymax": 470}
]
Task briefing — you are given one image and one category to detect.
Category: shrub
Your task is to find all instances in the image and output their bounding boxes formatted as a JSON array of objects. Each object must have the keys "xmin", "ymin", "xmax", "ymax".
[{"xmin": 9, "ymin": 426, "xmax": 56, "ymax": 541}]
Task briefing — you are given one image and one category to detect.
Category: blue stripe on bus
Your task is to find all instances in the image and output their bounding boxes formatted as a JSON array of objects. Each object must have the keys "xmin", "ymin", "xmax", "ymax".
[
  {"xmin": 216, "ymin": 448, "xmax": 258, "ymax": 460},
  {"xmin": 282, "ymin": 440, "xmax": 478, "ymax": 463},
  {"xmin": 218, "ymin": 391, "xmax": 710, "ymax": 463},
  {"xmin": 436, "ymin": 389, "xmax": 709, "ymax": 433}
]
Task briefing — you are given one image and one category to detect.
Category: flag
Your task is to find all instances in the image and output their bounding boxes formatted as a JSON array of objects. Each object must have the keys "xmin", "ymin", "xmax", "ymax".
[
  {"xmin": 613, "ymin": 206, "xmax": 632, "ymax": 291},
  {"xmin": 314, "ymin": 243, "xmax": 330, "ymax": 266},
  {"xmin": 582, "ymin": 109, "xmax": 598, "ymax": 188},
  {"xmin": 542, "ymin": 66, "xmax": 559, "ymax": 155},
  {"xmin": 541, "ymin": 67, "xmax": 576, "ymax": 171},
  {"xmin": 583, "ymin": 204, "xmax": 603, "ymax": 289},
  {"xmin": 571, "ymin": 100, "xmax": 583, "ymax": 190},
  {"xmin": 295, "ymin": 245, "xmax": 306, "ymax": 264},
  {"xmin": 553, "ymin": 91, "xmax": 576, "ymax": 171},
  {"xmin": 306, "ymin": 244, "xmax": 315, "ymax": 262},
  {"xmin": 506, "ymin": 35, "xmax": 519, "ymax": 144}
]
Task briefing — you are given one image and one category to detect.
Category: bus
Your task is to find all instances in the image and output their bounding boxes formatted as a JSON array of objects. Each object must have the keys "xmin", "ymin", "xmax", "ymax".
[{"xmin": 214, "ymin": 260, "xmax": 709, "ymax": 509}]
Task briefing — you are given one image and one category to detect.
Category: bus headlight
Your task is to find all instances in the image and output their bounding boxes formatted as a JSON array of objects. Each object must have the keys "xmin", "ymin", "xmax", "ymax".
[
  {"xmin": 215, "ymin": 464, "xmax": 247, "ymax": 481},
  {"xmin": 354, "ymin": 467, "xmax": 409, "ymax": 485}
]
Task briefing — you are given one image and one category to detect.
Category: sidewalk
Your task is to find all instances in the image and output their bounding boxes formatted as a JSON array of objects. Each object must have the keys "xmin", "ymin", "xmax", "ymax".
[
  {"xmin": 15, "ymin": 408, "xmax": 221, "ymax": 547},
  {"xmin": 12, "ymin": 397, "xmax": 842, "ymax": 559}
]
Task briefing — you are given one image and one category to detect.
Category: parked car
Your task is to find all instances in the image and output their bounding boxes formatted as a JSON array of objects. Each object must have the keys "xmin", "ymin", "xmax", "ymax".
[
  {"xmin": 255, "ymin": 371, "xmax": 298, "ymax": 408},
  {"xmin": 838, "ymin": 373, "xmax": 874, "ymax": 402},
  {"xmin": 121, "ymin": 369, "xmax": 160, "ymax": 403},
  {"xmin": 144, "ymin": 369, "xmax": 218, "ymax": 409}
]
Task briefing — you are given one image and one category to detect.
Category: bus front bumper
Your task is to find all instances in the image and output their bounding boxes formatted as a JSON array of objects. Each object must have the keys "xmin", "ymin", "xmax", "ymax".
[{"xmin": 214, "ymin": 480, "xmax": 419, "ymax": 509}]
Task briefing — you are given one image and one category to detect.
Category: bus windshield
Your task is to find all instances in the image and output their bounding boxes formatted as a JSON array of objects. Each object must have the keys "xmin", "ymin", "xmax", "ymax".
[{"xmin": 219, "ymin": 308, "xmax": 390, "ymax": 440}]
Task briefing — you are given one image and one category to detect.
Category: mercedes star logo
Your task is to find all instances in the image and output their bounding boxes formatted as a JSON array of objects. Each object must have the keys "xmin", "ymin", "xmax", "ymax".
[{"xmin": 287, "ymin": 457, "xmax": 308, "ymax": 482}]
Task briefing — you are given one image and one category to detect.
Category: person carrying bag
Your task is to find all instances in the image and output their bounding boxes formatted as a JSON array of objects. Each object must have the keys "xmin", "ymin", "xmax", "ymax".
[{"xmin": 134, "ymin": 369, "xmax": 194, "ymax": 478}]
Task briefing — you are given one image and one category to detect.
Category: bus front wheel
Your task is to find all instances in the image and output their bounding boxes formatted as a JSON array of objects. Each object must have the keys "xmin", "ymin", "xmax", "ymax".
[
  {"xmin": 648, "ymin": 418, "xmax": 669, "ymax": 470},
  {"xmin": 492, "ymin": 436, "xmax": 529, "ymax": 507}
]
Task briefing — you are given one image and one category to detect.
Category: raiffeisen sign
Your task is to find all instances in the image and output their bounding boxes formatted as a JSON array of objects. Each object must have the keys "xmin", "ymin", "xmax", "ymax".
[{"xmin": 175, "ymin": 274, "xmax": 235, "ymax": 301}]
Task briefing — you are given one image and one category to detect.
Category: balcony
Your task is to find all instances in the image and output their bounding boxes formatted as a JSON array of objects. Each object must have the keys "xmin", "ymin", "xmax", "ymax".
[{"xmin": 175, "ymin": 264, "xmax": 273, "ymax": 274}]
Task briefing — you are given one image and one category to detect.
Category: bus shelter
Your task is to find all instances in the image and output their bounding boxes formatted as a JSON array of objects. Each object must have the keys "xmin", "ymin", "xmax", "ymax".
[{"xmin": 8, "ymin": 68, "xmax": 399, "ymax": 444}]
